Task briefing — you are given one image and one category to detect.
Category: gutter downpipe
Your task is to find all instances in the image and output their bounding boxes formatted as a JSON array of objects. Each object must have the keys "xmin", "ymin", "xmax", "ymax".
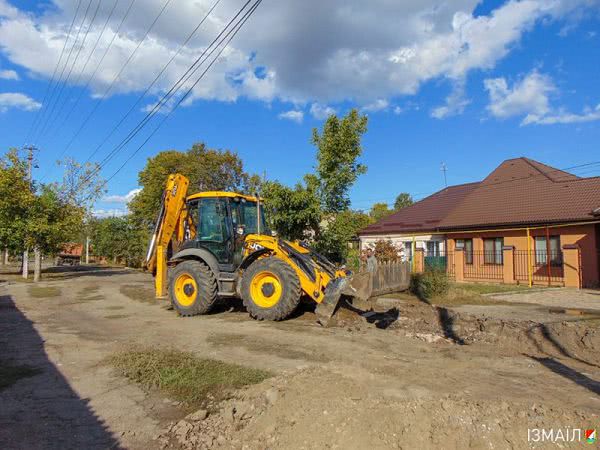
[{"xmin": 526, "ymin": 228, "xmax": 533, "ymax": 287}]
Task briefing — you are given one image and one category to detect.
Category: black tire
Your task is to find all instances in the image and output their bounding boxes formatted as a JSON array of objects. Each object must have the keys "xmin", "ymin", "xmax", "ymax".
[
  {"xmin": 169, "ymin": 260, "xmax": 217, "ymax": 316},
  {"xmin": 241, "ymin": 257, "xmax": 301, "ymax": 321}
]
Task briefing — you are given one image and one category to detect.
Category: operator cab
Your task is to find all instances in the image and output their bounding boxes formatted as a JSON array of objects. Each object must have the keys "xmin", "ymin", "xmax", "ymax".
[{"xmin": 182, "ymin": 192, "xmax": 269, "ymax": 269}]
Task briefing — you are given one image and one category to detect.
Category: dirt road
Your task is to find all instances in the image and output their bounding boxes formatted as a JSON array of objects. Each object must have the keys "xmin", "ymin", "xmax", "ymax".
[{"xmin": 1, "ymin": 267, "xmax": 599, "ymax": 449}]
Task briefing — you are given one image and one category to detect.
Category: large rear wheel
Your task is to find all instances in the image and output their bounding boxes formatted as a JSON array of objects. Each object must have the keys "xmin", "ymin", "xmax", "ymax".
[
  {"xmin": 169, "ymin": 260, "xmax": 217, "ymax": 316},
  {"xmin": 241, "ymin": 257, "xmax": 301, "ymax": 321}
]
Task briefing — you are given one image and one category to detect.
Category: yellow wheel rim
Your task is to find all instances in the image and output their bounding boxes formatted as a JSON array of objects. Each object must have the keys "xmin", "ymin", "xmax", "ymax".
[
  {"xmin": 250, "ymin": 271, "xmax": 282, "ymax": 308},
  {"xmin": 174, "ymin": 273, "xmax": 198, "ymax": 307}
]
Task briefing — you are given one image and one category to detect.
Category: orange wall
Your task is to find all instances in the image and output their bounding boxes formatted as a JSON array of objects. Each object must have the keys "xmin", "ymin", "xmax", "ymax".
[{"xmin": 447, "ymin": 224, "xmax": 599, "ymax": 288}]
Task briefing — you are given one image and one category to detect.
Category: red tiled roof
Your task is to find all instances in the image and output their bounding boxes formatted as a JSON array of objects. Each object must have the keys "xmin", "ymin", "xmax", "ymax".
[
  {"xmin": 359, "ymin": 157, "xmax": 600, "ymax": 236},
  {"xmin": 359, "ymin": 182, "xmax": 479, "ymax": 235},
  {"xmin": 439, "ymin": 158, "xmax": 600, "ymax": 229}
]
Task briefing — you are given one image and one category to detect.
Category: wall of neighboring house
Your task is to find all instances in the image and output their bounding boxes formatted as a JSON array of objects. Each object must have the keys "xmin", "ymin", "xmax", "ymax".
[
  {"xmin": 359, "ymin": 233, "xmax": 446, "ymax": 261},
  {"xmin": 446, "ymin": 223, "xmax": 599, "ymax": 288}
]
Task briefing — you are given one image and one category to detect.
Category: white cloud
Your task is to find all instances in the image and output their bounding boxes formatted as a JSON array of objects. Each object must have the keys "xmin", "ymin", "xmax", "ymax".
[
  {"xmin": 524, "ymin": 104, "xmax": 600, "ymax": 125},
  {"xmin": 361, "ymin": 99, "xmax": 389, "ymax": 113},
  {"xmin": 102, "ymin": 188, "xmax": 141, "ymax": 203},
  {"xmin": 278, "ymin": 110, "xmax": 303, "ymax": 123},
  {"xmin": 431, "ymin": 80, "xmax": 470, "ymax": 119},
  {"xmin": 0, "ymin": 68, "xmax": 18, "ymax": 80},
  {"xmin": 0, "ymin": 92, "xmax": 41, "ymax": 112},
  {"xmin": 484, "ymin": 71, "xmax": 554, "ymax": 121},
  {"xmin": 310, "ymin": 103, "xmax": 336, "ymax": 120},
  {"xmin": 92, "ymin": 208, "xmax": 128, "ymax": 218},
  {"xmin": 0, "ymin": 0, "xmax": 595, "ymax": 112},
  {"xmin": 393, "ymin": 106, "xmax": 404, "ymax": 115},
  {"xmin": 484, "ymin": 70, "xmax": 600, "ymax": 125}
]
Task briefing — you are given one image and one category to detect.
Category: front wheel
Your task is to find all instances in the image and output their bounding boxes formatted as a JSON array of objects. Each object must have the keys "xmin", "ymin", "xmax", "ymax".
[
  {"xmin": 169, "ymin": 260, "xmax": 217, "ymax": 316},
  {"xmin": 241, "ymin": 257, "xmax": 301, "ymax": 321}
]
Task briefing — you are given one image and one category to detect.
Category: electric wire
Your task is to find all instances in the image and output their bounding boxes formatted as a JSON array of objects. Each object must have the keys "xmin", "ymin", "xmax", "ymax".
[
  {"xmin": 24, "ymin": 0, "xmax": 84, "ymax": 145},
  {"xmin": 79, "ymin": 0, "xmax": 262, "ymax": 199},
  {"xmin": 58, "ymin": 0, "xmax": 175, "ymax": 161},
  {"xmin": 36, "ymin": 0, "xmax": 103, "ymax": 144},
  {"xmin": 31, "ymin": 0, "xmax": 95, "ymax": 144}
]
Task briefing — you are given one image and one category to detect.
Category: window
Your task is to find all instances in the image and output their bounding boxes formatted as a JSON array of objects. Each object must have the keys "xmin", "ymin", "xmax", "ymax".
[
  {"xmin": 535, "ymin": 236, "xmax": 561, "ymax": 266},
  {"xmin": 198, "ymin": 198, "xmax": 228, "ymax": 242},
  {"xmin": 456, "ymin": 239, "xmax": 473, "ymax": 264},
  {"xmin": 484, "ymin": 238, "xmax": 503, "ymax": 264},
  {"xmin": 240, "ymin": 199, "xmax": 269, "ymax": 235},
  {"xmin": 403, "ymin": 242, "xmax": 413, "ymax": 262},
  {"xmin": 426, "ymin": 241, "xmax": 440, "ymax": 257}
]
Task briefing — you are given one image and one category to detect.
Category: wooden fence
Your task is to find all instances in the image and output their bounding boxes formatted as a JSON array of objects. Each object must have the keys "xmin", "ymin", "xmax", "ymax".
[{"xmin": 368, "ymin": 261, "xmax": 412, "ymax": 296}]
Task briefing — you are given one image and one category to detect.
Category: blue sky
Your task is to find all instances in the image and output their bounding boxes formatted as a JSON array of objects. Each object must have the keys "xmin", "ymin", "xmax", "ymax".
[{"xmin": 0, "ymin": 0, "xmax": 599, "ymax": 216}]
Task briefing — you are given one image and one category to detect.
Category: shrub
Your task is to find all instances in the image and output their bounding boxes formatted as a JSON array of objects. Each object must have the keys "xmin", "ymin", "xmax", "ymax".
[{"xmin": 410, "ymin": 269, "xmax": 449, "ymax": 300}]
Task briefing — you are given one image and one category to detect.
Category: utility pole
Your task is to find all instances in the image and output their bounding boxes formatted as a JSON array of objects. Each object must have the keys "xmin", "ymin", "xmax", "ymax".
[
  {"xmin": 22, "ymin": 145, "xmax": 39, "ymax": 280},
  {"xmin": 441, "ymin": 162, "xmax": 448, "ymax": 188},
  {"xmin": 85, "ymin": 236, "xmax": 90, "ymax": 264}
]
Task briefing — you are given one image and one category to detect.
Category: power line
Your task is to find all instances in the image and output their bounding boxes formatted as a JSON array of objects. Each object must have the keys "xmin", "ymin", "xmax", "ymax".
[
  {"xmin": 23, "ymin": 0, "xmax": 83, "ymax": 146},
  {"xmin": 103, "ymin": 0, "xmax": 263, "ymax": 184},
  {"xmin": 38, "ymin": 0, "xmax": 137, "ymax": 182},
  {"xmin": 42, "ymin": 0, "xmax": 120, "ymax": 146},
  {"xmin": 82, "ymin": 0, "xmax": 256, "ymax": 182},
  {"xmin": 57, "ymin": 0, "xmax": 175, "ymax": 161},
  {"xmin": 81, "ymin": 0, "xmax": 262, "ymax": 199},
  {"xmin": 79, "ymin": 0, "xmax": 223, "ymax": 167},
  {"xmin": 36, "ymin": 0, "xmax": 103, "ymax": 144},
  {"xmin": 31, "ymin": 0, "xmax": 95, "ymax": 145}
]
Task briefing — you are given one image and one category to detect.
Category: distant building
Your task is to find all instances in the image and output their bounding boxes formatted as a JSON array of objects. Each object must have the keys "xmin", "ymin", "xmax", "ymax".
[{"xmin": 359, "ymin": 157, "xmax": 600, "ymax": 288}]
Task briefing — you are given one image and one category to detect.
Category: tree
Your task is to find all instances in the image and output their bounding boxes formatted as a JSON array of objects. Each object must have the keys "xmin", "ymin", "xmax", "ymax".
[
  {"xmin": 89, "ymin": 216, "xmax": 147, "ymax": 267},
  {"xmin": 129, "ymin": 143, "xmax": 258, "ymax": 226},
  {"xmin": 369, "ymin": 202, "xmax": 393, "ymax": 222},
  {"xmin": 261, "ymin": 178, "xmax": 321, "ymax": 241},
  {"xmin": 315, "ymin": 210, "xmax": 372, "ymax": 263},
  {"xmin": 53, "ymin": 158, "xmax": 105, "ymax": 209},
  {"xmin": 373, "ymin": 239, "xmax": 401, "ymax": 263},
  {"xmin": 394, "ymin": 193, "xmax": 414, "ymax": 211},
  {"xmin": 0, "ymin": 149, "xmax": 34, "ymax": 254},
  {"xmin": 311, "ymin": 109, "xmax": 368, "ymax": 213}
]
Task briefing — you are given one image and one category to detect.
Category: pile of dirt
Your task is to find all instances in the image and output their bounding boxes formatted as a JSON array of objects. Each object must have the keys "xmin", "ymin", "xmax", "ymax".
[
  {"xmin": 156, "ymin": 367, "xmax": 596, "ymax": 450},
  {"xmin": 331, "ymin": 299, "xmax": 600, "ymax": 365}
]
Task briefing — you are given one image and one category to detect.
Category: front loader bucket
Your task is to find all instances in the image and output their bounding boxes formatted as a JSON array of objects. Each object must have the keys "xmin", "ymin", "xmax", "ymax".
[
  {"xmin": 315, "ymin": 273, "xmax": 374, "ymax": 327},
  {"xmin": 315, "ymin": 277, "xmax": 349, "ymax": 327}
]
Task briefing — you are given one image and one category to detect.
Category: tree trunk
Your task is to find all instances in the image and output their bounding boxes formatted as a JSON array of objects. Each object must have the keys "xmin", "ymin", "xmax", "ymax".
[
  {"xmin": 2, "ymin": 248, "xmax": 7, "ymax": 265},
  {"xmin": 33, "ymin": 248, "xmax": 41, "ymax": 283},
  {"xmin": 22, "ymin": 249, "xmax": 29, "ymax": 279}
]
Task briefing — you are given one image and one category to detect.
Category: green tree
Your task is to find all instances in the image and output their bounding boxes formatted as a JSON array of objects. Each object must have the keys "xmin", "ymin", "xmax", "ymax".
[
  {"xmin": 130, "ymin": 143, "xmax": 258, "ymax": 226},
  {"xmin": 261, "ymin": 178, "xmax": 321, "ymax": 241},
  {"xmin": 369, "ymin": 202, "xmax": 393, "ymax": 222},
  {"xmin": 311, "ymin": 109, "xmax": 368, "ymax": 213},
  {"xmin": 0, "ymin": 149, "xmax": 33, "ymax": 253},
  {"xmin": 315, "ymin": 210, "xmax": 372, "ymax": 263},
  {"xmin": 393, "ymin": 192, "xmax": 414, "ymax": 211},
  {"xmin": 89, "ymin": 216, "xmax": 147, "ymax": 267}
]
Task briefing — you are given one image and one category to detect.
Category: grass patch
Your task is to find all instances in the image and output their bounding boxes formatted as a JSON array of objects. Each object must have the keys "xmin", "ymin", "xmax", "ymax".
[
  {"xmin": 110, "ymin": 349, "xmax": 271, "ymax": 408},
  {"xmin": 453, "ymin": 282, "xmax": 543, "ymax": 295},
  {"xmin": 0, "ymin": 362, "xmax": 42, "ymax": 391},
  {"xmin": 28, "ymin": 286, "xmax": 61, "ymax": 298}
]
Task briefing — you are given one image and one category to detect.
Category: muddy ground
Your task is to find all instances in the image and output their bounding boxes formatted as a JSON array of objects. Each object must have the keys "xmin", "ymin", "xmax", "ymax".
[{"xmin": 1, "ymin": 266, "xmax": 599, "ymax": 449}]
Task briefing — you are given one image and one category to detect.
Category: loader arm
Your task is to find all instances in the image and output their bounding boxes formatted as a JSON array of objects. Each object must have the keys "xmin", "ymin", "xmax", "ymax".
[{"xmin": 145, "ymin": 173, "xmax": 190, "ymax": 297}]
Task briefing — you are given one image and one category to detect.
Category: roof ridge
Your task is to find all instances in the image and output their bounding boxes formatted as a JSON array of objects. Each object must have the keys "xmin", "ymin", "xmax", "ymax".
[{"xmin": 521, "ymin": 157, "xmax": 579, "ymax": 182}]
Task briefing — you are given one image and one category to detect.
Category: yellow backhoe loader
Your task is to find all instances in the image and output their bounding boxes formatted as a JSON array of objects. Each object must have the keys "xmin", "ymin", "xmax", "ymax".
[{"xmin": 145, "ymin": 174, "xmax": 370, "ymax": 325}]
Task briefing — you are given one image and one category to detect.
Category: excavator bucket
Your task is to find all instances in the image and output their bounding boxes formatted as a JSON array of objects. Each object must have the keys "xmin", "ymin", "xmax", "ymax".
[{"xmin": 315, "ymin": 273, "xmax": 374, "ymax": 327}]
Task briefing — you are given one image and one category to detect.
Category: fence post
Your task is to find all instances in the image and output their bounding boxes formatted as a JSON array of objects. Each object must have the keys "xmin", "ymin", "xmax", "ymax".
[
  {"xmin": 562, "ymin": 244, "xmax": 581, "ymax": 289},
  {"xmin": 502, "ymin": 246, "xmax": 515, "ymax": 284},
  {"xmin": 455, "ymin": 249, "xmax": 464, "ymax": 282},
  {"xmin": 414, "ymin": 248, "xmax": 424, "ymax": 273}
]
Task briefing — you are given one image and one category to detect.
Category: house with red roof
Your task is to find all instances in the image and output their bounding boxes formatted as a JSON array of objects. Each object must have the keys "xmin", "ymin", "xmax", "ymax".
[{"xmin": 359, "ymin": 157, "xmax": 600, "ymax": 288}]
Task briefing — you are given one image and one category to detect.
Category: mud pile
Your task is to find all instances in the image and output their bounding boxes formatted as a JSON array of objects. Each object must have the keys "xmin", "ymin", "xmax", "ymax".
[{"xmin": 157, "ymin": 368, "xmax": 596, "ymax": 450}]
